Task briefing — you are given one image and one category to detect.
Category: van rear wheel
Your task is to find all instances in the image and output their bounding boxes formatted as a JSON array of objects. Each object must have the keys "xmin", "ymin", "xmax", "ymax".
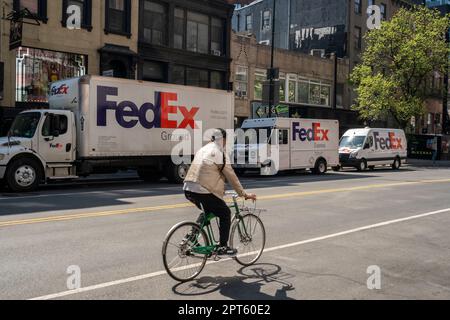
[{"xmin": 392, "ymin": 158, "xmax": 401, "ymax": 170}]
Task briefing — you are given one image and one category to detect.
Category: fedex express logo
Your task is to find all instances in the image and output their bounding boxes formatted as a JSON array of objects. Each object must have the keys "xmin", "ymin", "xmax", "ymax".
[
  {"xmin": 374, "ymin": 132, "xmax": 403, "ymax": 150},
  {"xmin": 51, "ymin": 84, "xmax": 69, "ymax": 96},
  {"xmin": 293, "ymin": 122, "xmax": 329, "ymax": 142},
  {"xmin": 97, "ymin": 86, "xmax": 199, "ymax": 129}
]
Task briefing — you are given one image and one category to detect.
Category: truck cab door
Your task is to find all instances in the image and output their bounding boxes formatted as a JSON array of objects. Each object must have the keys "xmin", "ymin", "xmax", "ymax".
[
  {"xmin": 38, "ymin": 112, "xmax": 75, "ymax": 164},
  {"xmin": 277, "ymin": 128, "xmax": 290, "ymax": 170}
]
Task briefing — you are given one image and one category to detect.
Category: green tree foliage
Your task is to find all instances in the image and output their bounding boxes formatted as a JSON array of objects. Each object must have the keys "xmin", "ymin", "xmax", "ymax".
[{"xmin": 350, "ymin": 6, "xmax": 450, "ymax": 129}]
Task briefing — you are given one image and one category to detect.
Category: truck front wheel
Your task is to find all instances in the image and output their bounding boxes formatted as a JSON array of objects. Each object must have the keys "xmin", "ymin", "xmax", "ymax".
[
  {"xmin": 312, "ymin": 159, "xmax": 328, "ymax": 175},
  {"xmin": 6, "ymin": 158, "xmax": 42, "ymax": 192},
  {"xmin": 166, "ymin": 163, "xmax": 190, "ymax": 184}
]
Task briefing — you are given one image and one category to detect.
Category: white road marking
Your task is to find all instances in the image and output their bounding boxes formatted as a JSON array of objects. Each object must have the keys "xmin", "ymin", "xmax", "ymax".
[{"xmin": 29, "ymin": 207, "xmax": 450, "ymax": 300}]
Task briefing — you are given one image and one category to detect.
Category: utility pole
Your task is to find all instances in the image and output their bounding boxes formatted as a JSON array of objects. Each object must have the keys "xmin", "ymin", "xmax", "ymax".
[{"xmin": 268, "ymin": 0, "xmax": 276, "ymax": 118}]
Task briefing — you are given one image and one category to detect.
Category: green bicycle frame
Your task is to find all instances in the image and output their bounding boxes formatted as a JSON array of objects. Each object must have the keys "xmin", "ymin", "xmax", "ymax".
[{"xmin": 191, "ymin": 196, "xmax": 250, "ymax": 256}]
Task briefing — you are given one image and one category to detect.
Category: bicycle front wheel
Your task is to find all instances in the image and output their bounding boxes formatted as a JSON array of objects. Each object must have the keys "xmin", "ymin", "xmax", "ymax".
[
  {"xmin": 162, "ymin": 222, "xmax": 209, "ymax": 282},
  {"xmin": 230, "ymin": 214, "xmax": 266, "ymax": 266}
]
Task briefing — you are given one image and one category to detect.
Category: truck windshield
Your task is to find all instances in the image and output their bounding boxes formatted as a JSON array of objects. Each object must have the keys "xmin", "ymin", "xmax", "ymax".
[
  {"xmin": 237, "ymin": 128, "xmax": 273, "ymax": 144},
  {"xmin": 9, "ymin": 112, "xmax": 41, "ymax": 138},
  {"xmin": 340, "ymin": 136, "xmax": 366, "ymax": 149}
]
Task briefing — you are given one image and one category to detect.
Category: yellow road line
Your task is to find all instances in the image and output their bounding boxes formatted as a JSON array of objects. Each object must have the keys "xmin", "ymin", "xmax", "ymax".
[{"xmin": 1, "ymin": 178, "xmax": 450, "ymax": 228}]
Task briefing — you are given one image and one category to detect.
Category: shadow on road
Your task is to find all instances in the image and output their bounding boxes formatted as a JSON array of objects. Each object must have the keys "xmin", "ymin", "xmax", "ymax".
[
  {"xmin": 171, "ymin": 263, "xmax": 296, "ymax": 300},
  {"xmin": 0, "ymin": 168, "xmax": 413, "ymax": 217}
]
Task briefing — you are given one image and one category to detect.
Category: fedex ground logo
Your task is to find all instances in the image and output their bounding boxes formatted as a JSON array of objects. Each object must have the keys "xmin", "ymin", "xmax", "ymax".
[
  {"xmin": 97, "ymin": 86, "xmax": 199, "ymax": 129},
  {"xmin": 374, "ymin": 132, "xmax": 403, "ymax": 150},
  {"xmin": 293, "ymin": 122, "xmax": 329, "ymax": 142}
]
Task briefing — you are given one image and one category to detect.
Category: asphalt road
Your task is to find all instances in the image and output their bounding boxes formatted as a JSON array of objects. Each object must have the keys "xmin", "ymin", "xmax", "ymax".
[{"xmin": 1, "ymin": 166, "xmax": 450, "ymax": 300}]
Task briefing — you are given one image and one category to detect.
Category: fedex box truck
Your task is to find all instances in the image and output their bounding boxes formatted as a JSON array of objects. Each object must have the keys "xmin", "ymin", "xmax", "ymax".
[
  {"xmin": 0, "ymin": 76, "xmax": 234, "ymax": 192},
  {"xmin": 338, "ymin": 128, "xmax": 407, "ymax": 171},
  {"xmin": 234, "ymin": 118, "xmax": 339, "ymax": 175}
]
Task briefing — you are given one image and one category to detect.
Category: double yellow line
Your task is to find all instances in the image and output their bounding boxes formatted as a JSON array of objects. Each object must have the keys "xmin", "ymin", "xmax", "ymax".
[{"xmin": 1, "ymin": 178, "xmax": 450, "ymax": 228}]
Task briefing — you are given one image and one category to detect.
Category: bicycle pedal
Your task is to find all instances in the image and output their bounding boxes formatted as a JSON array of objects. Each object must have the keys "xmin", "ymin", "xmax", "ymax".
[{"xmin": 213, "ymin": 254, "xmax": 222, "ymax": 262}]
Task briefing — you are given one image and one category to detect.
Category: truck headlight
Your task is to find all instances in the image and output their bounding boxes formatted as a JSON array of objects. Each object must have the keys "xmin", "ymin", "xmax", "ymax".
[{"xmin": 349, "ymin": 152, "xmax": 358, "ymax": 159}]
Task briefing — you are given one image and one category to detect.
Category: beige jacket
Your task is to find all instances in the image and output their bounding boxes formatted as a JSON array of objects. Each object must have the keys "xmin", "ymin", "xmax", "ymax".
[{"xmin": 184, "ymin": 142, "xmax": 247, "ymax": 200}]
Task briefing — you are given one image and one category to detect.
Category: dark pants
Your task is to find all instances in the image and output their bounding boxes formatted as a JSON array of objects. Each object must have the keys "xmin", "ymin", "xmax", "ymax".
[{"xmin": 185, "ymin": 191, "xmax": 231, "ymax": 247}]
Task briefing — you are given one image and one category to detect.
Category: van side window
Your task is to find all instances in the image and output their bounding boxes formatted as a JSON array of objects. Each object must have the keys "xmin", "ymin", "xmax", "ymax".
[
  {"xmin": 42, "ymin": 114, "xmax": 68, "ymax": 137},
  {"xmin": 279, "ymin": 130, "xmax": 289, "ymax": 145}
]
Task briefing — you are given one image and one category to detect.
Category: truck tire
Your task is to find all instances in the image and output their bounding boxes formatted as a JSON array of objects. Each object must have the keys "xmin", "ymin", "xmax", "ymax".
[
  {"xmin": 137, "ymin": 168, "xmax": 162, "ymax": 183},
  {"xmin": 6, "ymin": 158, "xmax": 42, "ymax": 192},
  {"xmin": 392, "ymin": 157, "xmax": 401, "ymax": 170},
  {"xmin": 357, "ymin": 159, "xmax": 368, "ymax": 172},
  {"xmin": 166, "ymin": 163, "xmax": 190, "ymax": 184},
  {"xmin": 312, "ymin": 159, "xmax": 327, "ymax": 175}
]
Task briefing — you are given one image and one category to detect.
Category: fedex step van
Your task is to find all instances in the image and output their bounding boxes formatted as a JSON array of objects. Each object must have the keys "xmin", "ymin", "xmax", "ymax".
[
  {"xmin": 0, "ymin": 76, "xmax": 234, "ymax": 192},
  {"xmin": 234, "ymin": 118, "xmax": 339, "ymax": 176},
  {"xmin": 338, "ymin": 128, "xmax": 407, "ymax": 171}
]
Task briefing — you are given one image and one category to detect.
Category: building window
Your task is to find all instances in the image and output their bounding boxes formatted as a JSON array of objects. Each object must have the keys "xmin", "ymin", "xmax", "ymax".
[
  {"xmin": 235, "ymin": 66, "xmax": 248, "ymax": 98},
  {"xmin": 279, "ymin": 73, "xmax": 286, "ymax": 102},
  {"xmin": 245, "ymin": 14, "xmax": 252, "ymax": 31},
  {"xmin": 321, "ymin": 85, "xmax": 331, "ymax": 106},
  {"xmin": 105, "ymin": 0, "xmax": 131, "ymax": 36},
  {"xmin": 14, "ymin": 0, "xmax": 47, "ymax": 21},
  {"xmin": 211, "ymin": 18, "xmax": 224, "ymax": 56},
  {"xmin": 354, "ymin": 26, "xmax": 362, "ymax": 49},
  {"xmin": 186, "ymin": 67, "xmax": 209, "ymax": 88},
  {"xmin": 15, "ymin": 47, "xmax": 86, "ymax": 104},
  {"xmin": 187, "ymin": 11, "xmax": 209, "ymax": 54},
  {"xmin": 309, "ymin": 81, "xmax": 322, "ymax": 105},
  {"xmin": 142, "ymin": 1, "xmax": 167, "ymax": 46},
  {"xmin": 62, "ymin": 0, "xmax": 92, "ymax": 30},
  {"xmin": 142, "ymin": 60, "xmax": 166, "ymax": 82},
  {"xmin": 288, "ymin": 74, "xmax": 297, "ymax": 103},
  {"xmin": 172, "ymin": 65, "xmax": 185, "ymax": 85},
  {"xmin": 254, "ymin": 69, "xmax": 266, "ymax": 100},
  {"xmin": 297, "ymin": 79, "xmax": 309, "ymax": 104},
  {"xmin": 174, "ymin": 8, "xmax": 185, "ymax": 49},
  {"xmin": 210, "ymin": 71, "xmax": 225, "ymax": 90},
  {"xmin": 354, "ymin": 0, "xmax": 361, "ymax": 14},
  {"xmin": 367, "ymin": 0, "xmax": 375, "ymax": 16},
  {"xmin": 262, "ymin": 10, "xmax": 271, "ymax": 30},
  {"xmin": 380, "ymin": 3, "xmax": 387, "ymax": 20}
]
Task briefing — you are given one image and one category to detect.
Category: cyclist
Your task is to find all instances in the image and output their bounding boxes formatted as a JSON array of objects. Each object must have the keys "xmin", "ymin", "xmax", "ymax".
[{"xmin": 184, "ymin": 128, "xmax": 257, "ymax": 257}]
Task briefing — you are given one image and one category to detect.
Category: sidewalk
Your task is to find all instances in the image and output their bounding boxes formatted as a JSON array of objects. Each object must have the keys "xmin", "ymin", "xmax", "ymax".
[{"xmin": 406, "ymin": 159, "xmax": 450, "ymax": 168}]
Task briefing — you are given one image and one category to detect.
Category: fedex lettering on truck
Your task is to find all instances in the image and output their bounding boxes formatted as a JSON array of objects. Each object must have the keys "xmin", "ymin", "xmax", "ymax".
[
  {"xmin": 96, "ymin": 86, "xmax": 200, "ymax": 129},
  {"xmin": 292, "ymin": 122, "xmax": 330, "ymax": 142}
]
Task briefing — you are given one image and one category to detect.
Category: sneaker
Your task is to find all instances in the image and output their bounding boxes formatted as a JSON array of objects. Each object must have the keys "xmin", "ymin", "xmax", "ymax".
[{"xmin": 216, "ymin": 246, "xmax": 238, "ymax": 257}]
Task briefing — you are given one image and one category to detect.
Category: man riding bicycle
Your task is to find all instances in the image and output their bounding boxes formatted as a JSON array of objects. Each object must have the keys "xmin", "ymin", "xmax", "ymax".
[{"xmin": 184, "ymin": 128, "xmax": 257, "ymax": 257}]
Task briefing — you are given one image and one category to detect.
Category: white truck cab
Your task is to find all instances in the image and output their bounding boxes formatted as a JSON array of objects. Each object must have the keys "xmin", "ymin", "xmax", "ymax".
[
  {"xmin": 0, "ymin": 110, "xmax": 77, "ymax": 191},
  {"xmin": 338, "ymin": 128, "xmax": 407, "ymax": 171},
  {"xmin": 234, "ymin": 118, "xmax": 339, "ymax": 176}
]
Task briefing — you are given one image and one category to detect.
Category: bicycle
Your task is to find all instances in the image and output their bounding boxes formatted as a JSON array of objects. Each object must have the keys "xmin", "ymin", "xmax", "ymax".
[{"xmin": 162, "ymin": 192, "xmax": 266, "ymax": 282}]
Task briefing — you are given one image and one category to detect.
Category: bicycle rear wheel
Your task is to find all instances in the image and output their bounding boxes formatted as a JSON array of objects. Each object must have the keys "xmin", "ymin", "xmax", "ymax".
[
  {"xmin": 162, "ymin": 222, "xmax": 209, "ymax": 282},
  {"xmin": 230, "ymin": 214, "xmax": 266, "ymax": 266}
]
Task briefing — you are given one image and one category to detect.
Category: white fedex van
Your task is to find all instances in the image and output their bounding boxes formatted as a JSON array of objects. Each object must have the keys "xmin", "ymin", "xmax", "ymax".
[
  {"xmin": 338, "ymin": 128, "xmax": 407, "ymax": 171},
  {"xmin": 234, "ymin": 118, "xmax": 339, "ymax": 175}
]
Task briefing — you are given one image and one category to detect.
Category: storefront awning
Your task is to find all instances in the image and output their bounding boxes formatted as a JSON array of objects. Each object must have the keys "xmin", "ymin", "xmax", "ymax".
[{"xmin": 99, "ymin": 44, "xmax": 138, "ymax": 57}]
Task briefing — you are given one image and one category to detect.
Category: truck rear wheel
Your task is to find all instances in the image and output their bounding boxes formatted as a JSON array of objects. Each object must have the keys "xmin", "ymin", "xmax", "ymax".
[
  {"xmin": 6, "ymin": 158, "xmax": 42, "ymax": 192},
  {"xmin": 166, "ymin": 163, "xmax": 190, "ymax": 184},
  {"xmin": 137, "ymin": 168, "xmax": 162, "ymax": 183}
]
